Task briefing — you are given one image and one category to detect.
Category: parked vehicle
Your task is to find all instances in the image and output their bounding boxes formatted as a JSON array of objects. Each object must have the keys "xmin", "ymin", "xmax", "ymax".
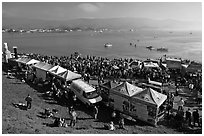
[{"xmin": 70, "ymin": 79, "xmax": 102, "ymax": 106}]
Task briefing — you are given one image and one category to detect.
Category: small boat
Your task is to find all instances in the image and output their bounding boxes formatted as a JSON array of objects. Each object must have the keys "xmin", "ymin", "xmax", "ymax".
[
  {"xmin": 157, "ymin": 47, "xmax": 168, "ymax": 52},
  {"xmin": 146, "ymin": 45, "xmax": 153, "ymax": 50},
  {"xmin": 104, "ymin": 43, "xmax": 112, "ymax": 47}
]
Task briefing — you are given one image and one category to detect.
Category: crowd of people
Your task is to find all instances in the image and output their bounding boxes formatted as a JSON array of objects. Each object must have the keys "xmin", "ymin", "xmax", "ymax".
[{"xmin": 8, "ymin": 51, "xmax": 202, "ymax": 130}]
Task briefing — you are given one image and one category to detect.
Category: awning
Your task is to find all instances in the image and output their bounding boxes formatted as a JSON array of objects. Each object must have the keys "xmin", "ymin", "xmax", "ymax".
[
  {"xmin": 57, "ymin": 70, "xmax": 82, "ymax": 81},
  {"xmin": 111, "ymin": 81, "xmax": 143, "ymax": 97},
  {"xmin": 26, "ymin": 59, "xmax": 40, "ymax": 65},
  {"xmin": 49, "ymin": 65, "xmax": 67, "ymax": 75},
  {"xmin": 133, "ymin": 88, "xmax": 167, "ymax": 107}
]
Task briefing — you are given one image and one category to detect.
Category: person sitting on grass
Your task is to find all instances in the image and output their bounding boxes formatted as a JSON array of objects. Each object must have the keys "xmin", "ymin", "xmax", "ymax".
[{"xmin": 104, "ymin": 121, "xmax": 115, "ymax": 131}]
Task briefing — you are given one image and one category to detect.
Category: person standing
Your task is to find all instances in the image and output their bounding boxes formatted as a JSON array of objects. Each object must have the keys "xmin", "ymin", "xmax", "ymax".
[
  {"xmin": 192, "ymin": 109, "xmax": 200, "ymax": 127},
  {"xmin": 177, "ymin": 98, "xmax": 185, "ymax": 111},
  {"xmin": 25, "ymin": 94, "xmax": 32, "ymax": 109},
  {"xmin": 93, "ymin": 105, "xmax": 98, "ymax": 119},
  {"xmin": 185, "ymin": 108, "xmax": 192, "ymax": 127},
  {"xmin": 69, "ymin": 107, "xmax": 77, "ymax": 127},
  {"xmin": 118, "ymin": 113, "xmax": 125, "ymax": 129},
  {"xmin": 111, "ymin": 110, "xmax": 117, "ymax": 123}
]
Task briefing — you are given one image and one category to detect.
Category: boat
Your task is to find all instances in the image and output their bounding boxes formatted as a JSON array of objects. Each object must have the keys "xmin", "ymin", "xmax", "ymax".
[
  {"xmin": 104, "ymin": 43, "xmax": 113, "ymax": 47},
  {"xmin": 157, "ymin": 47, "xmax": 168, "ymax": 52},
  {"xmin": 146, "ymin": 45, "xmax": 153, "ymax": 50}
]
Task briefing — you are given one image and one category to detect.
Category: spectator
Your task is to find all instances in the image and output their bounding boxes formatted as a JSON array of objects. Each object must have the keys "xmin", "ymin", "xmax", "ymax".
[
  {"xmin": 185, "ymin": 108, "xmax": 192, "ymax": 127},
  {"xmin": 93, "ymin": 105, "xmax": 98, "ymax": 119},
  {"xmin": 69, "ymin": 107, "xmax": 77, "ymax": 127},
  {"xmin": 192, "ymin": 109, "xmax": 200, "ymax": 127},
  {"xmin": 25, "ymin": 94, "xmax": 32, "ymax": 109},
  {"xmin": 177, "ymin": 98, "xmax": 184, "ymax": 111},
  {"xmin": 118, "ymin": 113, "xmax": 125, "ymax": 129},
  {"xmin": 111, "ymin": 110, "xmax": 117, "ymax": 123}
]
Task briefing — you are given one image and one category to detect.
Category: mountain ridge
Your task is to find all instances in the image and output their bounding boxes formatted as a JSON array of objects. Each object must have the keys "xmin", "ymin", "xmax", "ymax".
[{"xmin": 2, "ymin": 16, "xmax": 201, "ymax": 31}]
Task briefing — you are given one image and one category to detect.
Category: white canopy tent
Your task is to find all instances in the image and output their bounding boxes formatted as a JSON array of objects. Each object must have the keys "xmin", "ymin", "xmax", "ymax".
[
  {"xmin": 49, "ymin": 65, "xmax": 67, "ymax": 75},
  {"xmin": 56, "ymin": 70, "xmax": 82, "ymax": 81}
]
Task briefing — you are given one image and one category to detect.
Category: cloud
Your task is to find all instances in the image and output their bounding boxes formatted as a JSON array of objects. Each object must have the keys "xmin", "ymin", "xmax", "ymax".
[{"xmin": 77, "ymin": 3, "xmax": 100, "ymax": 12}]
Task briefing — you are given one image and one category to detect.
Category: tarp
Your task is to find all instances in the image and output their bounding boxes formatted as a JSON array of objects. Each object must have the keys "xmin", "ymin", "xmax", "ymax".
[
  {"xmin": 100, "ymin": 81, "xmax": 121, "ymax": 90},
  {"xmin": 26, "ymin": 59, "xmax": 40, "ymax": 65},
  {"xmin": 129, "ymin": 60, "xmax": 140, "ymax": 68},
  {"xmin": 49, "ymin": 65, "xmax": 67, "ymax": 75},
  {"xmin": 16, "ymin": 57, "xmax": 31, "ymax": 64},
  {"xmin": 144, "ymin": 62, "xmax": 159, "ymax": 68},
  {"xmin": 57, "ymin": 70, "xmax": 82, "ymax": 81},
  {"xmin": 133, "ymin": 88, "xmax": 167, "ymax": 107},
  {"xmin": 33, "ymin": 61, "xmax": 47, "ymax": 69},
  {"xmin": 148, "ymin": 78, "xmax": 162, "ymax": 86},
  {"xmin": 166, "ymin": 58, "xmax": 181, "ymax": 69},
  {"xmin": 186, "ymin": 62, "xmax": 202, "ymax": 72},
  {"xmin": 112, "ymin": 81, "xmax": 143, "ymax": 97},
  {"xmin": 33, "ymin": 62, "xmax": 50, "ymax": 80},
  {"xmin": 71, "ymin": 79, "xmax": 96, "ymax": 93},
  {"xmin": 112, "ymin": 65, "xmax": 119, "ymax": 70},
  {"xmin": 41, "ymin": 63, "xmax": 54, "ymax": 71}
]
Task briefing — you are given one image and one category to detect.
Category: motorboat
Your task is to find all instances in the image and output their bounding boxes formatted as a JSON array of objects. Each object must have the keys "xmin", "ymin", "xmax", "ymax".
[
  {"xmin": 157, "ymin": 47, "xmax": 168, "ymax": 52},
  {"xmin": 104, "ymin": 43, "xmax": 112, "ymax": 47},
  {"xmin": 146, "ymin": 45, "xmax": 153, "ymax": 50}
]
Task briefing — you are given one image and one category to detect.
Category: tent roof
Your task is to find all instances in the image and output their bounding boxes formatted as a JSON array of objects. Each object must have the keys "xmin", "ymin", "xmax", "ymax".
[
  {"xmin": 112, "ymin": 81, "xmax": 143, "ymax": 97},
  {"xmin": 16, "ymin": 57, "xmax": 31, "ymax": 64},
  {"xmin": 57, "ymin": 70, "xmax": 82, "ymax": 81},
  {"xmin": 166, "ymin": 58, "xmax": 181, "ymax": 62},
  {"xmin": 49, "ymin": 65, "xmax": 67, "ymax": 75},
  {"xmin": 41, "ymin": 63, "xmax": 55, "ymax": 71},
  {"xmin": 26, "ymin": 59, "xmax": 40, "ymax": 65},
  {"xmin": 112, "ymin": 65, "xmax": 119, "ymax": 69},
  {"xmin": 100, "ymin": 81, "xmax": 121, "ymax": 90},
  {"xmin": 144, "ymin": 62, "xmax": 159, "ymax": 68},
  {"xmin": 133, "ymin": 88, "xmax": 167, "ymax": 107},
  {"xmin": 186, "ymin": 62, "xmax": 202, "ymax": 72},
  {"xmin": 33, "ymin": 61, "xmax": 47, "ymax": 69}
]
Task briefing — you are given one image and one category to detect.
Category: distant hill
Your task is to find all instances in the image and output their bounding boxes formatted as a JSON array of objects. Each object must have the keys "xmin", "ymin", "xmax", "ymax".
[{"xmin": 2, "ymin": 17, "xmax": 201, "ymax": 31}]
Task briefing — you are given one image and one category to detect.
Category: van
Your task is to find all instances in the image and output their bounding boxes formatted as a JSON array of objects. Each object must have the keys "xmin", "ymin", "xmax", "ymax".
[{"xmin": 70, "ymin": 79, "xmax": 102, "ymax": 106}]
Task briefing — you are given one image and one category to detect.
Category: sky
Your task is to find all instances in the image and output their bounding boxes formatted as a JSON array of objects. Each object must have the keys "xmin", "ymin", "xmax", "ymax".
[{"xmin": 2, "ymin": 2, "xmax": 202, "ymax": 22}]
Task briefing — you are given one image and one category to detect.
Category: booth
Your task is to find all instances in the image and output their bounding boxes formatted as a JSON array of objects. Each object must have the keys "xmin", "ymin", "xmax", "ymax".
[
  {"xmin": 33, "ymin": 62, "xmax": 49, "ymax": 81},
  {"xmin": 56, "ymin": 70, "xmax": 82, "ymax": 81},
  {"xmin": 129, "ymin": 60, "xmax": 141, "ymax": 68},
  {"xmin": 49, "ymin": 65, "xmax": 67, "ymax": 76},
  {"xmin": 186, "ymin": 61, "xmax": 202, "ymax": 73},
  {"xmin": 108, "ymin": 81, "xmax": 143, "ymax": 114},
  {"xmin": 131, "ymin": 88, "xmax": 167, "ymax": 126},
  {"xmin": 166, "ymin": 58, "xmax": 181, "ymax": 69},
  {"xmin": 107, "ymin": 81, "xmax": 167, "ymax": 126}
]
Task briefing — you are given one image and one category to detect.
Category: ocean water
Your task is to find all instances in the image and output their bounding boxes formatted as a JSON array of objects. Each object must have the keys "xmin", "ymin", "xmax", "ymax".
[{"xmin": 2, "ymin": 30, "xmax": 202, "ymax": 62}]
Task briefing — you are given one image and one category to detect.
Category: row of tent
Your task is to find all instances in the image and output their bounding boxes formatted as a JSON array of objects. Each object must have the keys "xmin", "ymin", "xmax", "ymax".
[
  {"xmin": 100, "ymin": 81, "xmax": 167, "ymax": 126},
  {"xmin": 129, "ymin": 58, "xmax": 202, "ymax": 73},
  {"xmin": 101, "ymin": 81, "xmax": 167, "ymax": 108},
  {"xmin": 14, "ymin": 57, "xmax": 82, "ymax": 82}
]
